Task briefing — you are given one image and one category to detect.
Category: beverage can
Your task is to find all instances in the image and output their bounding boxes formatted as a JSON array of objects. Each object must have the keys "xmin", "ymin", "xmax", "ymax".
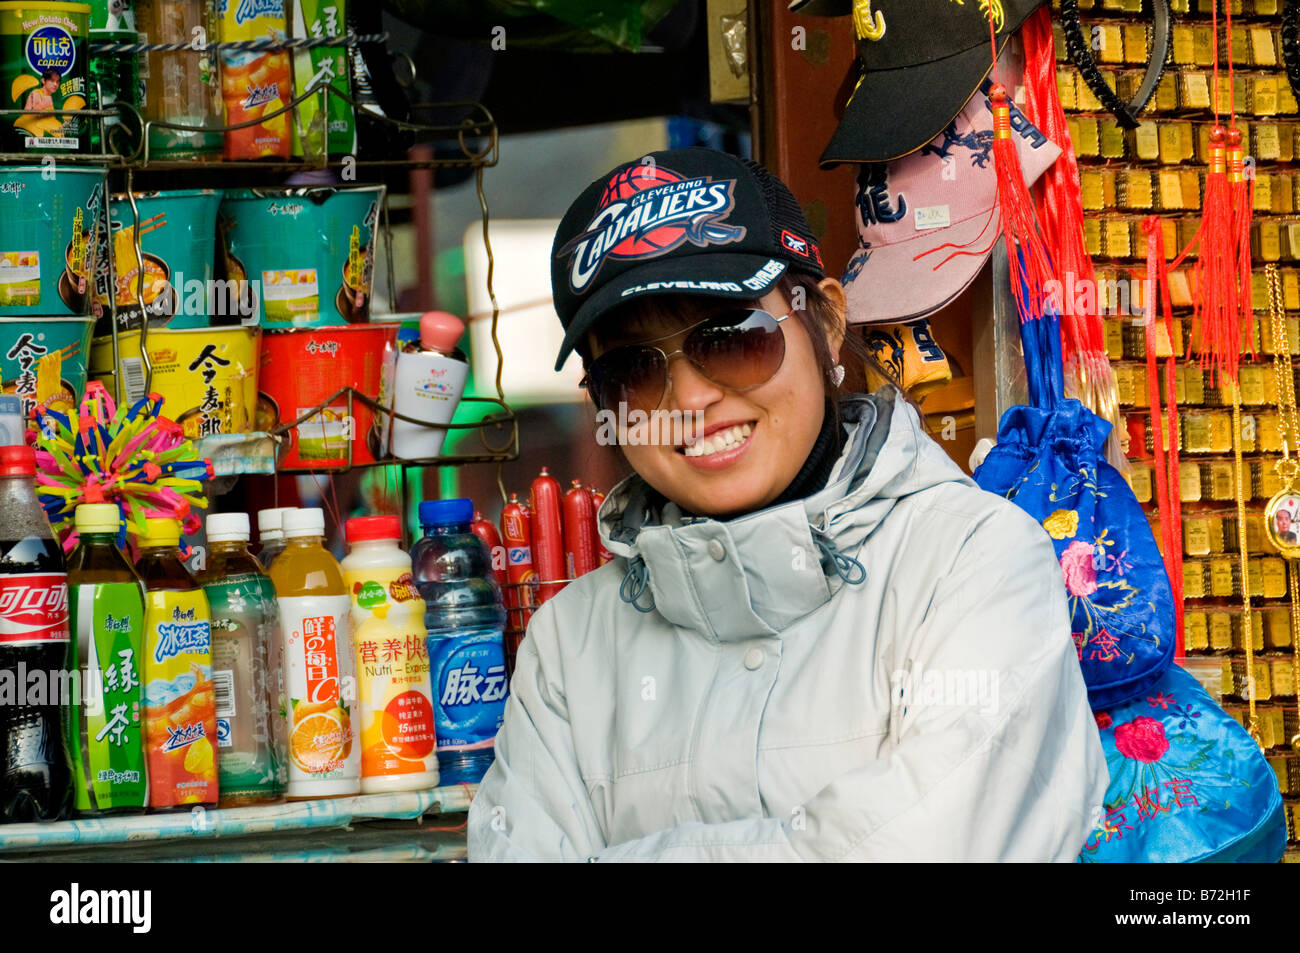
[
  {"xmin": 142, "ymin": 588, "xmax": 217, "ymax": 807},
  {"xmin": 68, "ymin": 580, "xmax": 146, "ymax": 812},
  {"xmin": 280, "ymin": 594, "xmax": 358, "ymax": 792},
  {"xmin": 343, "ymin": 558, "xmax": 437, "ymax": 792}
]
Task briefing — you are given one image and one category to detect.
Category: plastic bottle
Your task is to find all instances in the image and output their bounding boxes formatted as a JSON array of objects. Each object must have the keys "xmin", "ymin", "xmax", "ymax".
[
  {"xmin": 256, "ymin": 507, "xmax": 296, "ymax": 570},
  {"xmin": 66, "ymin": 503, "xmax": 147, "ymax": 816},
  {"xmin": 380, "ymin": 311, "xmax": 470, "ymax": 460},
  {"xmin": 341, "ymin": 515, "xmax": 438, "ymax": 794},
  {"xmin": 271, "ymin": 508, "xmax": 359, "ymax": 799},
  {"xmin": 411, "ymin": 498, "xmax": 508, "ymax": 786},
  {"xmin": 198, "ymin": 513, "xmax": 285, "ymax": 807},
  {"xmin": 136, "ymin": 518, "xmax": 217, "ymax": 811},
  {"xmin": 0, "ymin": 445, "xmax": 72, "ymax": 822}
]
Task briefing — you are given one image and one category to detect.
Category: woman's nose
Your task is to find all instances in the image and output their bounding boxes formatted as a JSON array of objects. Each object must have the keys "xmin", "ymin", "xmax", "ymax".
[{"xmin": 662, "ymin": 352, "xmax": 723, "ymax": 413}]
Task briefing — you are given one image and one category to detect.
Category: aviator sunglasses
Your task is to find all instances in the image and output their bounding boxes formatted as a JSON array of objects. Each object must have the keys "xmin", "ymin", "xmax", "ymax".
[{"xmin": 582, "ymin": 307, "xmax": 793, "ymax": 414}]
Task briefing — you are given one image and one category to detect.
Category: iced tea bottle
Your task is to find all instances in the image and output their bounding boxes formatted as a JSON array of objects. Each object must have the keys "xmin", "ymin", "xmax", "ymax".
[
  {"xmin": 198, "ymin": 513, "xmax": 284, "ymax": 807},
  {"xmin": 271, "ymin": 508, "xmax": 359, "ymax": 799},
  {"xmin": 137, "ymin": 518, "xmax": 218, "ymax": 811},
  {"xmin": 66, "ymin": 504, "xmax": 147, "ymax": 815}
]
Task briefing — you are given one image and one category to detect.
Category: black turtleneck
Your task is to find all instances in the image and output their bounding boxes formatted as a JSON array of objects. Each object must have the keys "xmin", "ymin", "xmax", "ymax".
[{"xmin": 769, "ymin": 399, "xmax": 845, "ymax": 508}]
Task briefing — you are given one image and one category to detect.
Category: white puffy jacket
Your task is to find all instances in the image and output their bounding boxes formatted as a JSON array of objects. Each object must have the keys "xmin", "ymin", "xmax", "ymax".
[{"xmin": 468, "ymin": 390, "xmax": 1107, "ymax": 861}]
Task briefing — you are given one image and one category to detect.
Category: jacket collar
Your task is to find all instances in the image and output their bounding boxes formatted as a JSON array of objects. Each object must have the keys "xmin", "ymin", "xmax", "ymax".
[{"xmin": 599, "ymin": 389, "xmax": 956, "ymax": 641}]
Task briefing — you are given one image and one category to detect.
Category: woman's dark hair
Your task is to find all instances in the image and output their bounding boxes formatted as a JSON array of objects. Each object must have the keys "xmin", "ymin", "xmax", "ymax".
[{"xmin": 41, "ymin": 69, "xmax": 60, "ymax": 83}]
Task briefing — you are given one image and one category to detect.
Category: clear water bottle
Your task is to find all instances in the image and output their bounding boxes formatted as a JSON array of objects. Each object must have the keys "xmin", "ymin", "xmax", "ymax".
[{"xmin": 412, "ymin": 498, "xmax": 508, "ymax": 786}]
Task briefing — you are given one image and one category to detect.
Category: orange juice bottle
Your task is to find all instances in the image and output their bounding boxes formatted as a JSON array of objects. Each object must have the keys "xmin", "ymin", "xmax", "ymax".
[
  {"xmin": 271, "ymin": 508, "xmax": 359, "ymax": 799},
  {"xmin": 137, "ymin": 519, "xmax": 218, "ymax": 811}
]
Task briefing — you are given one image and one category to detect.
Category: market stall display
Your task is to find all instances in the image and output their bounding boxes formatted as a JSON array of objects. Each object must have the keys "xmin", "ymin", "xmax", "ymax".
[{"xmin": 3, "ymin": 0, "xmax": 1300, "ymax": 871}]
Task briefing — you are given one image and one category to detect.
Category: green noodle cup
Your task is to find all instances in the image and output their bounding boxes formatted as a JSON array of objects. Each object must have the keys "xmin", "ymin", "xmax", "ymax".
[
  {"xmin": 0, "ymin": 1, "xmax": 92, "ymax": 153},
  {"xmin": 0, "ymin": 164, "xmax": 106, "ymax": 316},
  {"xmin": 91, "ymin": 188, "xmax": 222, "ymax": 335},
  {"xmin": 0, "ymin": 314, "xmax": 93, "ymax": 418},
  {"xmin": 219, "ymin": 185, "xmax": 385, "ymax": 328}
]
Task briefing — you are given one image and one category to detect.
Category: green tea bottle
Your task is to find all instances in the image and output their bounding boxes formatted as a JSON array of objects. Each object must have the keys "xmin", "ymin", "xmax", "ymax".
[{"xmin": 66, "ymin": 504, "xmax": 148, "ymax": 815}]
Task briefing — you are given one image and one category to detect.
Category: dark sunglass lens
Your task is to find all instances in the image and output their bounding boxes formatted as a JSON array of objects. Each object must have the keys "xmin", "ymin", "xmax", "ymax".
[
  {"xmin": 590, "ymin": 347, "xmax": 666, "ymax": 411},
  {"xmin": 684, "ymin": 310, "xmax": 785, "ymax": 389}
]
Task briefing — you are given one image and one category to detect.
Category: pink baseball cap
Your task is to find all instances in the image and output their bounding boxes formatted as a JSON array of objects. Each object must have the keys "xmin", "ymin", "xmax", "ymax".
[{"xmin": 842, "ymin": 78, "xmax": 1061, "ymax": 325}]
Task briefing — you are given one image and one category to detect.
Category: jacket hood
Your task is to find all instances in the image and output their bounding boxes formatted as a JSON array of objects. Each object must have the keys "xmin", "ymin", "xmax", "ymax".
[{"xmin": 598, "ymin": 389, "xmax": 975, "ymax": 640}]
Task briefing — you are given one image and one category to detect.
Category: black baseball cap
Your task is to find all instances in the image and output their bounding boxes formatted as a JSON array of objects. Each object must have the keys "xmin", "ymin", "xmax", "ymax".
[
  {"xmin": 790, "ymin": 0, "xmax": 1046, "ymax": 165},
  {"xmin": 551, "ymin": 148, "xmax": 825, "ymax": 372}
]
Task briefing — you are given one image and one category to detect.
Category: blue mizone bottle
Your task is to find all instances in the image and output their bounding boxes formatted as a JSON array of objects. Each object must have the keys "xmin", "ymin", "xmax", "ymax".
[{"xmin": 411, "ymin": 498, "xmax": 508, "ymax": 786}]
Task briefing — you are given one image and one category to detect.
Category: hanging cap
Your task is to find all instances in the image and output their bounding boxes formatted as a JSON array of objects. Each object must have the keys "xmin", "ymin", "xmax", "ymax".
[
  {"xmin": 346, "ymin": 515, "xmax": 402, "ymax": 543},
  {"xmin": 419, "ymin": 498, "xmax": 474, "ymax": 527},
  {"xmin": 0, "ymin": 444, "xmax": 35, "ymax": 477},
  {"xmin": 794, "ymin": 0, "xmax": 1049, "ymax": 165},
  {"xmin": 283, "ymin": 507, "xmax": 325, "ymax": 539},
  {"xmin": 419, "ymin": 311, "xmax": 465, "ymax": 353},
  {"xmin": 842, "ymin": 74, "xmax": 1060, "ymax": 324},
  {"xmin": 208, "ymin": 513, "xmax": 251, "ymax": 543},
  {"xmin": 74, "ymin": 504, "xmax": 122, "ymax": 534},
  {"xmin": 140, "ymin": 518, "xmax": 181, "ymax": 546}
]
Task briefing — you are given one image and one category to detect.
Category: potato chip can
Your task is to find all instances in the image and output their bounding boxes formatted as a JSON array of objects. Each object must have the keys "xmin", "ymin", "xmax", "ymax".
[{"xmin": 0, "ymin": 2, "xmax": 92, "ymax": 153}]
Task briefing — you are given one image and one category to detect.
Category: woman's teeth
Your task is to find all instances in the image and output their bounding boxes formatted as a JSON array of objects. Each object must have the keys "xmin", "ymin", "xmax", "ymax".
[{"xmin": 683, "ymin": 423, "xmax": 753, "ymax": 458}]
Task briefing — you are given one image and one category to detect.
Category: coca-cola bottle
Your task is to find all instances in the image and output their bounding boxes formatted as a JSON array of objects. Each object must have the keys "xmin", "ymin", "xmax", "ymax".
[{"xmin": 0, "ymin": 445, "xmax": 72, "ymax": 822}]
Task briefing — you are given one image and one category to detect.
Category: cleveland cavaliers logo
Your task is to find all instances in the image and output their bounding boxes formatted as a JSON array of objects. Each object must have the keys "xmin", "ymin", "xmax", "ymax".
[{"xmin": 560, "ymin": 165, "xmax": 747, "ymax": 294}]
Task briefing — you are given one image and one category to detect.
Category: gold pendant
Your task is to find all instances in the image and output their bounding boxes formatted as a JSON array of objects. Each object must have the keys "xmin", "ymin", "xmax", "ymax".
[{"xmin": 1263, "ymin": 486, "xmax": 1300, "ymax": 559}]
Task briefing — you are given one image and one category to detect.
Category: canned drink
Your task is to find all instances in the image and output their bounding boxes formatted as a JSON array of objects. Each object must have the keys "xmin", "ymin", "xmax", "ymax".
[{"xmin": 0, "ymin": 1, "xmax": 92, "ymax": 153}]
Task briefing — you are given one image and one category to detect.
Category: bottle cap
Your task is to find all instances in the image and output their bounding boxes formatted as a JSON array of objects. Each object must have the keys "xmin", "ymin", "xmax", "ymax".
[
  {"xmin": 283, "ymin": 507, "xmax": 326, "ymax": 539},
  {"xmin": 139, "ymin": 518, "xmax": 181, "ymax": 547},
  {"xmin": 419, "ymin": 498, "xmax": 474, "ymax": 527},
  {"xmin": 419, "ymin": 311, "xmax": 465, "ymax": 353},
  {"xmin": 258, "ymin": 507, "xmax": 295, "ymax": 539},
  {"xmin": 207, "ymin": 512, "xmax": 251, "ymax": 543},
  {"xmin": 346, "ymin": 515, "xmax": 402, "ymax": 543},
  {"xmin": 74, "ymin": 503, "xmax": 122, "ymax": 534},
  {"xmin": 0, "ymin": 444, "xmax": 35, "ymax": 477}
]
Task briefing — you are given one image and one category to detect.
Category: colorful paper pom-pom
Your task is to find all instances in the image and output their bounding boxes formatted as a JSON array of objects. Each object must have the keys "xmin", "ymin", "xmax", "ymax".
[{"xmin": 34, "ymin": 382, "xmax": 212, "ymax": 553}]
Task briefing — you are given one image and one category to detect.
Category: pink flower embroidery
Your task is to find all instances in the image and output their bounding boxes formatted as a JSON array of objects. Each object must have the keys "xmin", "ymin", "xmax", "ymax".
[
  {"xmin": 1114, "ymin": 716, "xmax": 1169, "ymax": 763},
  {"xmin": 1059, "ymin": 540, "xmax": 1098, "ymax": 597},
  {"xmin": 1095, "ymin": 712, "xmax": 1113, "ymax": 729}
]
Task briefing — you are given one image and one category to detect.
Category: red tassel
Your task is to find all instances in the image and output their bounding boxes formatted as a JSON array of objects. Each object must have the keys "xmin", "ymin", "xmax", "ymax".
[
  {"xmin": 1021, "ymin": 6, "xmax": 1126, "ymax": 471},
  {"xmin": 1227, "ymin": 128, "xmax": 1256, "ymax": 360},
  {"xmin": 1173, "ymin": 126, "xmax": 1239, "ymax": 385},
  {"xmin": 989, "ymin": 84, "xmax": 1054, "ymax": 323},
  {"xmin": 1141, "ymin": 216, "xmax": 1185, "ymax": 658}
]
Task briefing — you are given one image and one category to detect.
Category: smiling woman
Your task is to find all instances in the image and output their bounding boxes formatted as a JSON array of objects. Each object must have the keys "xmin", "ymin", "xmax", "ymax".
[{"xmin": 467, "ymin": 147, "xmax": 1108, "ymax": 863}]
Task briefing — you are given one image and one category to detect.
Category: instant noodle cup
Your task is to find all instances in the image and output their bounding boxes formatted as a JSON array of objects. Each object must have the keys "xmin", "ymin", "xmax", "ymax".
[
  {"xmin": 258, "ymin": 323, "xmax": 397, "ymax": 468},
  {"xmin": 89, "ymin": 324, "xmax": 260, "ymax": 438},
  {"xmin": 219, "ymin": 185, "xmax": 385, "ymax": 328},
  {"xmin": 0, "ymin": 315, "xmax": 93, "ymax": 419},
  {"xmin": 90, "ymin": 189, "xmax": 222, "ymax": 334},
  {"xmin": 0, "ymin": 1, "xmax": 91, "ymax": 153},
  {"xmin": 0, "ymin": 164, "xmax": 105, "ymax": 316}
]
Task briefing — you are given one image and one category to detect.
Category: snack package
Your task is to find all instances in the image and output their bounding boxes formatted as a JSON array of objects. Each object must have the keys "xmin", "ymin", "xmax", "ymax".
[
  {"xmin": 216, "ymin": 0, "xmax": 292, "ymax": 159},
  {"xmin": 290, "ymin": 0, "xmax": 355, "ymax": 157}
]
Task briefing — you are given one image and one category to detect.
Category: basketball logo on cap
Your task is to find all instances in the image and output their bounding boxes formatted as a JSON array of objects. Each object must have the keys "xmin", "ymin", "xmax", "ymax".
[{"xmin": 560, "ymin": 164, "xmax": 748, "ymax": 294}]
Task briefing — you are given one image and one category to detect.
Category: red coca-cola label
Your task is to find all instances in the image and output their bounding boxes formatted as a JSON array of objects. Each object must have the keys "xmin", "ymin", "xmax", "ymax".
[{"xmin": 0, "ymin": 574, "xmax": 70, "ymax": 644}]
